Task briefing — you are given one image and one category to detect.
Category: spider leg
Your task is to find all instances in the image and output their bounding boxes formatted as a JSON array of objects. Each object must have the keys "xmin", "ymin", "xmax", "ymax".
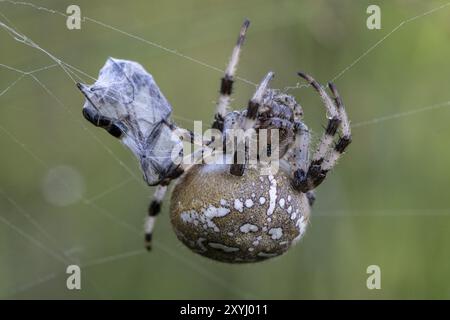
[
  {"xmin": 143, "ymin": 149, "xmax": 207, "ymax": 251},
  {"xmin": 292, "ymin": 74, "xmax": 351, "ymax": 192},
  {"xmin": 212, "ymin": 19, "xmax": 250, "ymax": 132},
  {"xmin": 230, "ymin": 71, "xmax": 274, "ymax": 176},
  {"xmin": 164, "ymin": 119, "xmax": 215, "ymax": 149},
  {"xmin": 297, "ymin": 72, "xmax": 341, "ymax": 162},
  {"xmin": 322, "ymin": 82, "xmax": 352, "ymax": 170},
  {"xmin": 290, "ymin": 121, "xmax": 313, "ymax": 191},
  {"xmin": 144, "ymin": 184, "xmax": 168, "ymax": 251},
  {"xmin": 242, "ymin": 72, "xmax": 274, "ymax": 130},
  {"xmin": 283, "ymin": 120, "xmax": 315, "ymax": 206},
  {"xmin": 306, "ymin": 191, "xmax": 316, "ymax": 206},
  {"xmin": 290, "ymin": 121, "xmax": 310, "ymax": 176},
  {"xmin": 144, "ymin": 123, "xmax": 212, "ymax": 251}
]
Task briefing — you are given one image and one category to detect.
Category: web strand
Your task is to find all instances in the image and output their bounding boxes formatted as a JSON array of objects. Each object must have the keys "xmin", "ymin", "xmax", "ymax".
[
  {"xmin": 0, "ymin": 122, "xmax": 256, "ymax": 299},
  {"xmin": 352, "ymin": 100, "xmax": 450, "ymax": 128},
  {"xmin": 284, "ymin": 1, "xmax": 450, "ymax": 92},
  {"xmin": 0, "ymin": 0, "xmax": 258, "ymax": 87}
]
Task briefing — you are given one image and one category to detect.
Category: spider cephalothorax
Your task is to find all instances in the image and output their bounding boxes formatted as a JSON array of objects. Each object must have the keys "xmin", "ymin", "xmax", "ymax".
[
  {"xmin": 221, "ymin": 88, "xmax": 304, "ymax": 166},
  {"xmin": 77, "ymin": 19, "xmax": 351, "ymax": 263}
]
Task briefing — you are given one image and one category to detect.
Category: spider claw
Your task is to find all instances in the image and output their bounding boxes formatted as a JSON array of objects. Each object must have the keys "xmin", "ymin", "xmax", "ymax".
[
  {"xmin": 297, "ymin": 71, "xmax": 311, "ymax": 82},
  {"xmin": 239, "ymin": 19, "xmax": 250, "ymax": 42},
  {"xmin": 327, "ymin": 82, "xmax": 336, "ymax": 91},
  {"xmin": 297, "ymin": 71, "xmax": 321, "ymax": 91},
  {"xmin": 328, "ymin": 82, "xmax": 345, "ymax": 110}
]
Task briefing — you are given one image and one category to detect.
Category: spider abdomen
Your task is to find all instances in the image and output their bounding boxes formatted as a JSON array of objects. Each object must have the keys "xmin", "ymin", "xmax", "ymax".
[{"xmin": 170, "ymin": 163, "xmax": 310, "ymax": 263}]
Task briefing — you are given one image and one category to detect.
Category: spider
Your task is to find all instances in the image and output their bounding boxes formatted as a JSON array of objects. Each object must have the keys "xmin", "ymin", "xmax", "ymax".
[{"xmin": 77, "ymin": 19, "xmax": 351, "ymax": 261}]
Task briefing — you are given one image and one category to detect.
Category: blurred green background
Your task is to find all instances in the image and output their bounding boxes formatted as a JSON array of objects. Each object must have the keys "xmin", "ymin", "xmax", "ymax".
[{"xmin": 1, "ymin": 0, "xmax": 450, "ymax": 299}]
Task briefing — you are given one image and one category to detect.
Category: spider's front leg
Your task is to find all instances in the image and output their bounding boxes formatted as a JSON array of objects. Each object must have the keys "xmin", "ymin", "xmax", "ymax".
[
  {"xmin": 144, "ymin": 184, "xmax": 168, "ymax": 251},
  {"xmin": 144, "ymin": 129, "xmax": 209, "ymax": 250},
  {"xmin": 212, "ymin": 19, "xmax": 250, "ymax": 132},
  {"xmin": 230, "ymin": 72, "xmax": 274, "ymax": 176},
  {"xmin": 323, "ymin": 82, "xmax": 352, "ymax": 169},
  {"xmin": 291, "ymin": 73, "xmax": 351, "ymax": 192}
]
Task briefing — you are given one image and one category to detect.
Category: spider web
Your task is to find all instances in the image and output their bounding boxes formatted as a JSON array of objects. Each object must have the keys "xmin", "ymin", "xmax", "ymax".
[{"xmin": 1, "ymin": 0, "xmax": 450, "ymax": 299}]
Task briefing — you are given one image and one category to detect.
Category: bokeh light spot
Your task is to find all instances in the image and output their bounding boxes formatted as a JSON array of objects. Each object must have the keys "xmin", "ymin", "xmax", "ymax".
[{"xmin": 41, "ymin": 165, "xmax": 85, "ymax": 207}]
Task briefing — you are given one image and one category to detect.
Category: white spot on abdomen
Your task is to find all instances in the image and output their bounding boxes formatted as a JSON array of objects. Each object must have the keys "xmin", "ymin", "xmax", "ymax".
[
  {"xmin": 208, "ymin": 242, "xmax": 239, "ymax": 252},
  {"xmin": 257, "ymin": 252, "xmax": 278, "ymax": 258},
  {"xmin": 180, "ymin": 210, "xmax": 197, "ymax": 223},
  {"xmin": 268, "ymin": 227, "xmax": 283, "ymax": 240},
  {"xmin": 291, "ymin": 210, "xmax": 298, "ymax": 220},
  {"xmin": 267, "ymin": 175, "xmax": 277, "ymax": 216},
  {"xmin": 252, "ymin": 235, "xmax": 262, "ymax": 246},
  {"xmin": 234, "ymin": 199, "xmax": 243, "ymax": 212},
  {"xmin": 240, "ymin": 223, "xmax": 259, "ymax": 233},
  {"xmin": 180, "ymin": 209, "xmax": 221, "ymax": 232},
  {"xmin": 204, "ymin": 205, "xmax": 230, "ymax": 218},
  {"xmin": 245, "ymin": 199, "xmax": 254, "ymax": 208}
]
